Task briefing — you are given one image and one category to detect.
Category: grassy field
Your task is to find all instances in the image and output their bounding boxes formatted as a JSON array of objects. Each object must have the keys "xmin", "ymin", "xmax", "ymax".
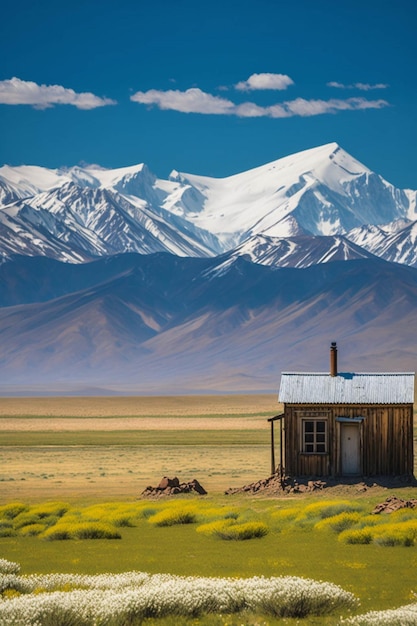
[
  {"xmin": 2, "ymin": 494, "xmax": 417, "ymax": 624},
  {"xmin": 0, "ymin": 394, "xmax": 280, "ymax": 418},
  {"xmin": 0, "ymin": 395, "xmax": 276, "ymax": 499},
  {"xmin": 1, "ymin": 394, "xmax": 417, "ymax": 625}
]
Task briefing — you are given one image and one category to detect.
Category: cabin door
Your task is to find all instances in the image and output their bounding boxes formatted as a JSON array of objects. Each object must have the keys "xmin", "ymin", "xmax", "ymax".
[{"xmin": 340, "ymin": 423, "xmax": 361, "ymax": 475}]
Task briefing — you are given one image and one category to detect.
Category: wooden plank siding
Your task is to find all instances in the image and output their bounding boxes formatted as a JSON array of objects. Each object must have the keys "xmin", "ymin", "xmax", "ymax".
[{"xmin": 283, "ymin": 403, "xmax": 414, "ymax": 477}]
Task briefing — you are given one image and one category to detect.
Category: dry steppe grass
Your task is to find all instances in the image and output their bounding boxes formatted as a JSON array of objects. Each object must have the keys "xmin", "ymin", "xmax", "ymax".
[
  {"xmin": 0, "ymin": 394, "xmax": 279, "ymax": 417},
  {"xmin": 0, "ymin": 395, "xmax": 277, "ymax": 501}
]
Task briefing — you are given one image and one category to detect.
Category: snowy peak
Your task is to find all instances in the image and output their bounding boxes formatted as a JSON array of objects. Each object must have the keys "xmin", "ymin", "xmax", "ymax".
[
  {"xmin": 0, "ymin": 143, "xmax": 416, "ymax": 267},
  {"xmin": 169, "ymin": 142, "xmax": 413, "ymax": 243},
  {"xmin": 347, "ymin": 219, "xmax": 417, "ymax": 267},
  {"xmin": 207, "ymin": 233, "xmax": 375, "ymax": 275},
  {"xmin": 0, "ymin": 162, "xmax": 160, "ymax": 200}
]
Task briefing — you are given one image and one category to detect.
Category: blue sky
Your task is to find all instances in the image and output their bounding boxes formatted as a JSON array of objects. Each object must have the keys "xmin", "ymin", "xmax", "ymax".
[{"xmin": 0, "ymin": 0, "xmax": 416, "ymax": 188}]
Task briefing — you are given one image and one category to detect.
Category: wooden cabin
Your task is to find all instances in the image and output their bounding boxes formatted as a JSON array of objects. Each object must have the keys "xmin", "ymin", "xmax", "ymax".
[{"xmin": 270, "ymin": 343, "xmax": 415, "ymax": 478}]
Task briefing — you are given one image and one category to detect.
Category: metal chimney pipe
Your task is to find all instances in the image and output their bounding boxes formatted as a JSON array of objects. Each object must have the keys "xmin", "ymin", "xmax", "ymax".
[{"xmin": 330, "ymin": 342, "xmax": 338, "ymax": 377}]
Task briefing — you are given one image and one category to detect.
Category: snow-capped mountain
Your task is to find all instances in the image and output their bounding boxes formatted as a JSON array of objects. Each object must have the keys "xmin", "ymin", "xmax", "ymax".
[
  {"xmin": 0, "ymin": 143, "xmax": 416, "ymax": 267},
  {"xmin": 1, "ymin": 182, "xmax": 216, "ymax": 261},
  {"xmin": 1, "ymin": 143, "xmax": 416, "ymax": 393},
  {"xmin": 346, "ymin": 220, "xmax": 417, "ymax": 267},
  {"xmin": 171, "ymin": 143, "xmax": 416, "ymax": 244},
  {"xmin": 204, "ymin": 233, "xmax": 376, "ymax": 275}
]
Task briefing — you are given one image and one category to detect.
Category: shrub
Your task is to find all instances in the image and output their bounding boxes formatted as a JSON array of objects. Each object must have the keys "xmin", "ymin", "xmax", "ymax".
[
  {"xmin": 196, "ymin": 519, "xmax": 234, "ymax": 536},
  {"xmin": 298, "ymin": 500, "xmax": 363, "ymax": 523},
  {"xmin": 271, "ymin": 507, "xmax": 299, "ymax": 522},
  {"xmin": 0, "ymin": 502, "xmax": 27, "ymax": 520},
  {"xmin": 42, "ymin": 525, "xmax": 72, "ymax": 541},
  {"xmin": 0, "ymin": 520, "xmax": 13, "ymax": 530},
  {"xmin": 315, "ymin": 512, "xmax": 361, "ymax": 533},
  {"xmin": 148, "ymin": 505, "xmax": 198, "ymax": 527},
  {"xmin": 71, "ymin": 522, "xmax": 121, "ymax": 540},
  {"xmin": 30, "ymin": 502, "xmax": 70, "ymax": 518},
  {"xmin": 390, "ymin": 508, "xmax": 417, "ymax": 522},
  {"xmin": 343, "ymin": 602, "xmax": 417, "ymax": 625},
  {"xmin": 214, "ymin": 521, "xmax": 269, "ymax": 541},
  {"xmin": 339, "ymin": 520, "xmax": 417, "ymax": 547},
  {"xmin": 372, "ymin": 521, "xmax": 417, "ymax": 547},
  {"xmin": 339, "ymin": 528, "xmax": 373, "ymax": 545},
  {"xmin": 19, "ymin": 523, "xmax": 45, "ymax": 537},
  {"xmin": 13, "ymin": 512, "xmax": 42, "ymax": 530},
  {"xmin": 43, "ymin": 521, "xmax": 121, "ymax": 541},
  {"xmin": 105, "ymin": 512, "xmax": 136, "ymax": 527},
  {"xmin": 0, "ymin": 560, "xmax": 20, "ymax": 575},
  {"xmin": 0, "ymin": 572, "xmax": 29, "ymax": 595},
  {"xmin": 0, "ymin": 572, "xmax": 358, "ymax": 623},
  {"xmin": 138, "ymin": 506, "xmax": 158, "ymax": 519},
  {"xmin": 195, "ymin": 506, "xmax": 239, "ymax": 524},
  {"xmin": 355, "ymin": 515, "xmax": 383, "ymax": 528}
]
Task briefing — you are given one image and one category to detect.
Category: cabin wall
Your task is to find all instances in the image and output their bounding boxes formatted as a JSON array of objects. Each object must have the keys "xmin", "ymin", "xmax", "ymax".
[{"xmin": 283, "ymin": 403, "xmax": 414, "ymax": 477}]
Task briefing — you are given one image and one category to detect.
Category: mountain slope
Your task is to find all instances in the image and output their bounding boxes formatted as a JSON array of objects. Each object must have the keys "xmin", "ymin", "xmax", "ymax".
[
  {"xmin": 0, "ymin": 145, "xmax": 416, "ymax": 393},
  {"xmin": 205, "ymin": 233, "xmax": 376, "ymax": 272},
  {"xmin": 169, "ymin": 143, "xmax": 416, "ymax": 244},
  {"xmin": 0, "ymin": 255, "xmax": 416, "ymax": 392},
  {"xmin": 347, "ymin": 220, "xmax": 417, "ymax": 267}
]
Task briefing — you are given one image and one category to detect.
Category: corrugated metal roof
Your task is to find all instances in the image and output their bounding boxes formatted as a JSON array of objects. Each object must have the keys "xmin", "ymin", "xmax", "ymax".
[{"xmin": 279, "ymin": 372, "xmax": 415, "ymax": 404}]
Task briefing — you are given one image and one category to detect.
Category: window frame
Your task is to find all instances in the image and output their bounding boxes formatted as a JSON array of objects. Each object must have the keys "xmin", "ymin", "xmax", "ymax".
[{"xmin": 301, "ymin": 418, "xmax": 328, "ymax": 454}]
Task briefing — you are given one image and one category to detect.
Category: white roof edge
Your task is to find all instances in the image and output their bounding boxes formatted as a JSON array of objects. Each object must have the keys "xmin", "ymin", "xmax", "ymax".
[{"xmin": 281, "ymin": 372, "xmax": 416, "ymax": 378}]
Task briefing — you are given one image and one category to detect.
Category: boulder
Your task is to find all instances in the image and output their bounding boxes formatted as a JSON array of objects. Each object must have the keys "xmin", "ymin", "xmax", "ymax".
[
  {"xmin": 141, "ymin": 477, "xmax": 207, "ymax": 498},
  {"xmin": 371, "ymin": 495, "xmax": 417, "ymax": 515}
]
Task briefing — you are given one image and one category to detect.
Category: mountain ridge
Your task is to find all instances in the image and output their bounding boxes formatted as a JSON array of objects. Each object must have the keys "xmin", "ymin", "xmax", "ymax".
[
  {"xmin": 1, "ymin": 143, "xmax": 416, "ymax": 267},
  {"xmin": 0, "ymin": 253, "xmax": 416, "ymax": 392},
  {"xmin": 1, "ymin": 144, "xmax": 416, "ymax": 393}
]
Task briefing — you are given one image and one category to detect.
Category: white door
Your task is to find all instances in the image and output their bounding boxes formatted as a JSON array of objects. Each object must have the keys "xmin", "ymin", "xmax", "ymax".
[{"xmin": 341, "ymin": 424, "xmax": 361, "ymax": 475}]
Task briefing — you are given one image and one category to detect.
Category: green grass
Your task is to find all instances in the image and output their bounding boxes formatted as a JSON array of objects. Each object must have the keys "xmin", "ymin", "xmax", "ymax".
[
  {"xmin": 2, "ymin": 495, "xmax": 417, "ymax": 624},
  {"xmin": 0, "ymin": 430, "xmax": 268, "ymax": 446}
]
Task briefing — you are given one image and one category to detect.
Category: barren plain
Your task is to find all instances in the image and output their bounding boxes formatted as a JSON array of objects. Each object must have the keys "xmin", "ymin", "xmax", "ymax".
[{"xmin": 0, "ymin": 394, "xmax": 277, "ymax": 501}]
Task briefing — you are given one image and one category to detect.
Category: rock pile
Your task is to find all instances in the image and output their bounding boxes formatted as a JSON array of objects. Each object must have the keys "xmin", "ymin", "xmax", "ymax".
[
  {"xmin": 225, "ymin": 474, "xmax": 417, "ymax": 497},
  {"xmin": 225, "ymin": 474, "xmax": 327, "ymax": 496},
  {"xmin": 371, "ymin": 495, "xmax": 417, "ymax": 515},
  {"xmin": 141, "ymin": 476, "xmax": 207, "ymax": 497}
]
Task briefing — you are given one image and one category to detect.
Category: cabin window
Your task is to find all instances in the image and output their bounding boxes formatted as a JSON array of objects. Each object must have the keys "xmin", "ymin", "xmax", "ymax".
[{"xmin": 302, "ymin": 419, "xmax": 327, "ymax": 454}]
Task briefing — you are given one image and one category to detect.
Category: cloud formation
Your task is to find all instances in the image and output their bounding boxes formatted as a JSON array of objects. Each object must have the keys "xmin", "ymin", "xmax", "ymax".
[
  {"xmin": 235, "ymin": 73, "xmax": 294, "ymax": 91},
  {"xmin": 0, "ymin": 77, "xmax": 116, "ymax": 109},
  {"xmin": 327, "ymin": 81, "xmax": 389, "ymax": 91},
  {"xmin": 131, "ymin": 88, "xmax": 235, "ymax": 115},
  {"xmin": 131, "ymin": 87, "xmax": 389, "ymax": 118}
]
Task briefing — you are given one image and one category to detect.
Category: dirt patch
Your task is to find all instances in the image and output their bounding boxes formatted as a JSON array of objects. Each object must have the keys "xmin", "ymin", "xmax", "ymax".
[{"xmin": 225, "ymin": 474, "xmax": 417, "ymax": 497}]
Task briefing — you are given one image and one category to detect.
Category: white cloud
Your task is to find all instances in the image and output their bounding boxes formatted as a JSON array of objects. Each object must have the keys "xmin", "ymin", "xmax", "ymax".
[
  {"xmin": 234, "ymin": 102, "xmax": 267, "ymax": 117},
  {"xmin": 279, "ymin": 97, "xmax": 389, "ymax": 117},
  {"xmin": 131, "ymin": 87, "xmax": 389, "ymax": 119},
  {"xmin": 131, "ymin": 87, "xmax": 235, "ymax": 115},
  {"xmin": 0, "ymin": 77, "xmax": 117, "ymax": 109},
  {"xmin": 355, "ymin": 82, "xmax": 389, "ymax": 91},
  {"xmin": 327, "ymin": 81, "xmax": 389, "ymax": 91},
  {"xmin": 235, "ymin": 73, "xmax": 294, "ymax": 91}
]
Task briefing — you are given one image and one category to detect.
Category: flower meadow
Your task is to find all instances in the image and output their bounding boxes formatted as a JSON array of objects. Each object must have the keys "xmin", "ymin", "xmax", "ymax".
[
  {"xmin": 4, "ymin": 497, "xmax": 417, "ymax": 547},
  {"xmin": 2, "ymin": 497, "xmax": 417, "ymax": 623},
  {"xmin": 341, "ymin": 603, "xmax": 417, "ymax": 625},
  {"xmin": 0, "ymin": 499, "xmax": 271, "ymax": 543},
  {"xmin": 0, "ymin": 559, "xmax": 358, "ymax": 625}
]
